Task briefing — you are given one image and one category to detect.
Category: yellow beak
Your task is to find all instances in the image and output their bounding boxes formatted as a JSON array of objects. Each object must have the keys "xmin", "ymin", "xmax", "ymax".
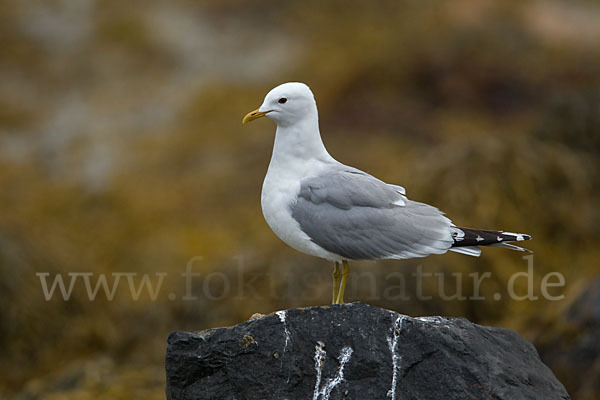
[{"xmin": 242, "ymin": 108, "xmax": 271, "ymax": 124}]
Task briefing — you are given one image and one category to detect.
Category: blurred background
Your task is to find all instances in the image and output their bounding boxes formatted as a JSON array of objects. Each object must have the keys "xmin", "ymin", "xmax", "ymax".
[{"xmin": 1, "ymin": 0, "xmax": 599, "ymax": 399}]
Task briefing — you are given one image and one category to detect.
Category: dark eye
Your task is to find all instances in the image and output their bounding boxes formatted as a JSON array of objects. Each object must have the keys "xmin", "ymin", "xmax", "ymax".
[{"xmin": 278, "ymin": 97, "xmax": 287, "ymax": 104}]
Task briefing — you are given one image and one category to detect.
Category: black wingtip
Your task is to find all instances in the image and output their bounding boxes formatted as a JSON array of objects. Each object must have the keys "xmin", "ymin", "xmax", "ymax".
[{"xmin": 452, "ymin": 227, "xmax": 532, "ymax": 247}]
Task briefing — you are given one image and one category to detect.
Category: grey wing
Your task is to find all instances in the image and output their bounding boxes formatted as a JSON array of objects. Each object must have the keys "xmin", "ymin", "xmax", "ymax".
[{"xmin": 290, "ymin": 168, "xmax": 453, "ymax": 260}]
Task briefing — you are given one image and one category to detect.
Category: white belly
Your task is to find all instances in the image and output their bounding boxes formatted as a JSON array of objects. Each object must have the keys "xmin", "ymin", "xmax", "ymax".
[{"xmin": 261, "ymin": 169, "xmax": 342, "ymax": 262}]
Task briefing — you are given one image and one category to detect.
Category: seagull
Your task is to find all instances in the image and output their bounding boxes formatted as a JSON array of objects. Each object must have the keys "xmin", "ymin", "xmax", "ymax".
[{"xmin": 243, "ymin": 82, "xmax": 531, "ymax": 304}]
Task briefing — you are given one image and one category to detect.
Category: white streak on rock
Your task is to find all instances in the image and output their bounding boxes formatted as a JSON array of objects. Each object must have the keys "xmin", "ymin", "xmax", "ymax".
[
  {"xmin": 276, "ymin": 310, "xmax": 291, "ymax": 352},
  {"xmin": 318, "ymin": 346, "xmax": 354, "ymax": 400},
  {"xmin": 416, "ymin": 316, "xmax": 443, "ymax": 324},
  {"xmin": 312, "ymin": 341, "xmax": 326, "ymax": 400},
  {"xmin": 387, "ymin": 315, "xmax": 406, "ymax": 400}
]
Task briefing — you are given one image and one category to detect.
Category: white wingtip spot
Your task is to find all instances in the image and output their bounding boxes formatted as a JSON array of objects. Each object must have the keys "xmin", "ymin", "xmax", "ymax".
[
  {"xmin": 502, "ymin": 232, "xmax": 528, "ymax": 241},
  {"xmin": 451, "ymin": 227, "xmax": 465, "ymax": 242}
]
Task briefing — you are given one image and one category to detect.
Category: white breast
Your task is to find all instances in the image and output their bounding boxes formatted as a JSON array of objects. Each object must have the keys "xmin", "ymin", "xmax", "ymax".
[{"xmin": 261, "ymin": 160, "xmax": 343, "ymax": 262}]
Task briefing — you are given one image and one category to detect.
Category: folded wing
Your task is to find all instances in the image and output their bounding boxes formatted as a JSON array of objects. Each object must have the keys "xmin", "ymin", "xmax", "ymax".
[{"xmin": 290, "ymin": 167, "xmax": 454, "ymax": 260}]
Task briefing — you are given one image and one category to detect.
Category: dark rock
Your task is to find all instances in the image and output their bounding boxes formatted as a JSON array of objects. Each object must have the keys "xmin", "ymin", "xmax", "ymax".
[{"xmin": 165, "ymin": 302, "xmax": 569, "ymax": 400}]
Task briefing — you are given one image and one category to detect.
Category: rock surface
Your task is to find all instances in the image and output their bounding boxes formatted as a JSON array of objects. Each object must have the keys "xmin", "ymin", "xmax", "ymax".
[{"xmin": 165, "ymin": 302, "xmax": 569, "ymax": 400}]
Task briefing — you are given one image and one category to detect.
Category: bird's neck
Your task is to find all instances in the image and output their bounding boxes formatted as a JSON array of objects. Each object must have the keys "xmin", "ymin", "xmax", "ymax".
[{"xmin": 269, "ymin": 117, "xmax": 334, "ymax": 170}]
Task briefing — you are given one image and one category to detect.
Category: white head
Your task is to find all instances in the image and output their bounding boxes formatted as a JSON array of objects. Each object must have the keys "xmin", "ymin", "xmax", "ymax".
[{"xmin": 242, "ymin": 82, "xmax": 318, "ymax": 127}]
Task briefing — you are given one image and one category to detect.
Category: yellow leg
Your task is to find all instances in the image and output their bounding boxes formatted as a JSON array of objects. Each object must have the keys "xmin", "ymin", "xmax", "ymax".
[
  {"xmin": 335, "ymin": 260, "xmax": 350, "ymax": 304},
  {"xmin": 332, "ymin": 262, "xmax": 340, "ymax": 304}
]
